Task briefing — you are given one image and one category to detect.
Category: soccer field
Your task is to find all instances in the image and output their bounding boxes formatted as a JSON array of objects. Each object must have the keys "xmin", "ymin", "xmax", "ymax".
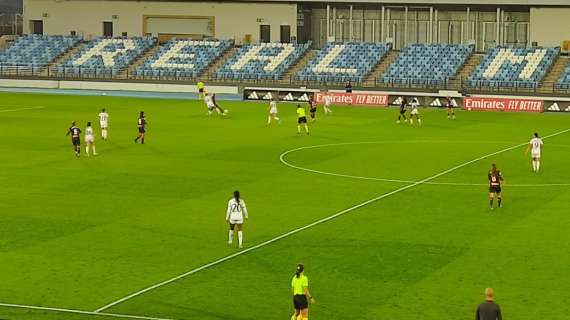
[{"xmin": 1, "ymin": 91, "xmax": 570, "ymax": 320}]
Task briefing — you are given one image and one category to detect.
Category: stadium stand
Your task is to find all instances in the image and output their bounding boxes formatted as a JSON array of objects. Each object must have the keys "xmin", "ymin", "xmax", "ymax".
[
  {"xmin": 296, "ymin": 42, "xmax": 392, "ymax": 83},
  {"xmin": 0, "ymin": 34, "xmax": 80, "ymax": 67},
  {"xmin": 214, "ymin": 42, "xmax": 310, "ymax": 81},
  {"xmin": 134, "ymin": 39, "xmax": 233, "ymax": 79},
  {"xmin": 56, "ymin": 37, "xmax": 156, "ymax": 77},
  {"xmin": 379, "ymin": 43, "xmax": 473, "ymax": 86},
  {"xmin": 467, "ymin": 46, "xmax": 559, "ymax": 89},
  {"xmin": 555, "ymin": 60, "xmax": 570, "ymax": 89}
]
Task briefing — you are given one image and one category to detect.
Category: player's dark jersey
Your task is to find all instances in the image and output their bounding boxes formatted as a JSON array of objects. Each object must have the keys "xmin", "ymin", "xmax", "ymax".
[
  {"xmin": 400, "ymin": 99, "xmax": 407, "ymax": 112},
  {"xmin": 137, "ymin": 117, "xmax": 146, "ymax": 128},
  {"xmin": 68, "ymin": 126, "xmax": 81, "ymax": 138},
  {"xmin": 488, "ymin": 170, "xmax": 503, "ymax": 188}
]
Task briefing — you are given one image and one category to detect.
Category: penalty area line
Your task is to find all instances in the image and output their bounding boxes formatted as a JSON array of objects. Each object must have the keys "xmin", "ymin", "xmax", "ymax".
[
  {"xmin": 0, "ymin": 302, "xmax": 178, "ymax": 320},
  {"xmin": 92, "ymin": 128, "xmax": 570, "ymax": 313}
]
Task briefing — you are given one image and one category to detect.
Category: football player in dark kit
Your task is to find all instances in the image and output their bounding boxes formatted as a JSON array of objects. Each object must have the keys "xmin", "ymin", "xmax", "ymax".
[
  {"xmin": 134, "ymin": 111, "xmax": 147, "ymax": 144},
  {"xmin": 66, "ymin": 121, "xmax": 82, "ymax": 157},
  {"xmin": 488, "ymin": 163, "xmax": 504, "ymax": 210},
  {"xmin": 396, "ymin": 97, "xmax": 408, "ymax": 123},
  {"xmin": 308, "ymin": 97, "xmax": 317, "ymax": 122}
]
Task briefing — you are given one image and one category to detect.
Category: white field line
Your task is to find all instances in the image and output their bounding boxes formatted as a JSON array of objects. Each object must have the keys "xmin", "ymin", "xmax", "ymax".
[
  {"xmin": 92, "ymin": 128, "xmax": 570, "ymax": 313},
  {"xmin": 0, "ymin": 302, "xmax": 178, "ymax": 320},
  {"xmin": 280, "ymin": 137, "xmax": 570, "ymax": 188},
  {"xmin": 0, "ymin": 106, "xmax": 45, "ymax": 113}
]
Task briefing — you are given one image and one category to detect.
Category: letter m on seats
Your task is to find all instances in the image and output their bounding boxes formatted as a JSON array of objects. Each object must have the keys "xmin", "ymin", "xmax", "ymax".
[{"xmin": 483, "ymin": 48, "xmax": 548, "ymax": 80}]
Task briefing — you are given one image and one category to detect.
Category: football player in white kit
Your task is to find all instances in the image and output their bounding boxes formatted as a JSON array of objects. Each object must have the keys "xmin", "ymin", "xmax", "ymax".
[
  {"xmin": 267, "ymin": 97, "xmax": 281, "ymax": 125},
  {"xmin": 226, "ymin": 190, "xmax": 248, "ymax": 248},
  {"xmin": 323, "ymin": 91, "xmax": 332, "ymax": 115},
  {"xmin": 98, "ymin": 108, "xmax": 109, "ymax": 140},
  {"xmin": 526, "ymin": 132, "xmax": 544, "ymax": 172},
  {"xmin": 84, "ymin": 122, "xmax": 97, "ymax": 156},
  {"xmin": 204, "ymin": 93, "xmax": 226, "ymax": 116},
  {"xmin": 409, "ymin": 98, "xmax": 422, "ymax": 125}
]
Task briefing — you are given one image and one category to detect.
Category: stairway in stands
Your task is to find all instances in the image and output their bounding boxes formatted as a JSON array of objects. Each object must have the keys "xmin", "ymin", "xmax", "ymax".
[
  {"xmin": 447, "ymin": 53, "xmax": 483, "ymax": 89},
  {"xmin": 198, "ymin": 47, "xmax": 238, "ymax": 80},
  {"xmin": 280, "ymin": 49, "xmax": 317, "ymax": 84},
  {"xmin": 362, "ymin": 50, "xmax": 400, "ymax": 86},
  {"xmin": 537, "ymin": 55, "xmax": 569, "ymax": 93},
  {"xmin": 42, "ymin": 41, "xmax": 86, "ymax": 76},
  {"xmin": 120, "ymin": 44, "xmax": 162, "ymax": 78}
]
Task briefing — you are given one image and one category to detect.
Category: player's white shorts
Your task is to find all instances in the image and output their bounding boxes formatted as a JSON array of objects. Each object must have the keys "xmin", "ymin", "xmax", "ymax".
[
  {"xmin": 411, "ymin": 108, "xmax": 419, "ymax": 115},
  {"xmin": 270, "ymin": 108, "xmax": 278, "ymax": 114},
  {"xmin": 100, "ymin": 121, "xmax": 108, "ymax": 129},
  {"xmin": 207, "ymin": 104, "xmax": 216, "ymax": 110},
  {"xmin": 229, "ymin": 218, "xmax": 243, "ymax": 225},
  {"xmin": 85, "ymin": 135, "xmax": 94, "ymax": 143},
  {"xmin": 531, "ymin": 151, "xmax": 541, "ymax": 158}
]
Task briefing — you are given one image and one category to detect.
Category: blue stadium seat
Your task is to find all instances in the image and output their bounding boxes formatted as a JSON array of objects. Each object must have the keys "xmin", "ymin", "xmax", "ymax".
[
  {"xmin": 379, "ymin": 43, "xmax": 473, "ymax": 85},
  {"xmin": 214, "ymin": 42, "xmax": 310, "ymax": 80},
  {"xmin": 296, "ymin": 42, "xmax": 391, "ymax": 83},
  {"xmin": 468, "ymin": 46, "xmax": 559, "ymax": 88},
  {"xmin": 0, "ymin": 34, "xmax": 80, "ymax": 67}
]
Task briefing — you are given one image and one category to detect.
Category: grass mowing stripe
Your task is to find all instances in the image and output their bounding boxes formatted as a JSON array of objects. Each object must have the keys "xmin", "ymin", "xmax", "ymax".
[
  {"xmin": 0, "ymin": 302, "xmax": 178, "ymax": 320},
  {"xmin": 280, "ymin": 142, "xmax": 570, "ymax": 187},
  {"xmin": 0, "ymin": 106, "xmax": 45, "ymax": 113},
  {"xmin": 91, "ymin": 127, "xmax": 570, "ymax": 313}
]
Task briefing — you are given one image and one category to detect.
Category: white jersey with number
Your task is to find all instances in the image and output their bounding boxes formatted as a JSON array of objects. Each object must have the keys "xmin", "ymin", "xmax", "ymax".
[
  {"xmin": 529, "ymin": 137, "xmax": 543, "ymax": 157},
  {"xmin": 204, "ymin": 95, "xmax": 215, "ymax": 109},
  {"xmin": 324, "ymin": 95, "xmax": 332, "ymax": 106},
  {"xmin": 226, "ymin": 198, "xmax": 248, "ymax": 224},
  {"xmin": 99, "ymin": 112, "xmax": 109, "ymax": 128},
  {"xmin": 269, "ymin": 101, "xmax": 278, "ymax": 114},
  {"xmin": 85, "ymin": 126, "xmax": 95, "ymax": 143}
]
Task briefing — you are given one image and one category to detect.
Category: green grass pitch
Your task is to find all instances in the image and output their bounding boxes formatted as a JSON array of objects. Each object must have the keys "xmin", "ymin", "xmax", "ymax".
[{"xmin": 1, "ymin": 91, "xmax": 570, "ymax": 320}]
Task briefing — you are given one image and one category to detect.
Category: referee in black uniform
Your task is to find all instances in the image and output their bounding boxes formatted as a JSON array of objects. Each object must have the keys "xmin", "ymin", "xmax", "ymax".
[{"xmin": 476, "ymin": 288, "xmax": 502, "ymax": 320}]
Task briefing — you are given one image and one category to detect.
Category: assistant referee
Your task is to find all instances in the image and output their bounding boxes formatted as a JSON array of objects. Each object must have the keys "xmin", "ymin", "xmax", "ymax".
[{"xmin": 291, "ymin": 264, "xmax": 315, "ymax": 320}]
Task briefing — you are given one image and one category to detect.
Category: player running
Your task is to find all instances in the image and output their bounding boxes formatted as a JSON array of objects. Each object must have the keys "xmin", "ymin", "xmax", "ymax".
[
  {"xmin": 291, "ymin": 264, "xmax": 315, "ymax": 320},
  {"xmin": 98, "ymin": 108, "xmax": 109, "ymax": 140},
  {"xmin": 308, "ymin": 97, "xmax": 317, "ymax": 122},
  {"xmin": 446, "ymin": 97, "xmax": 456, "ymax": 119},
  {"xmin": 322, "ymin": 91, "xmax": 332, "ymax": 115},
  {"xmin": 66, "ymin": 121, "xmax": 82, "ymax": 157},
  {"xmin": 488, "ymin": 164, "xmax": 504, "ymax": 210},
  {"xmin": 134, "ymin": 111, "xmax": 146, "ymax": 144},
  {"xmin": 84, "ymin": 122, "xmax": 97, "ymax": 156},
  {"xmin": 297, "ymin": 104, "xmax": 309, "ymax": 135},
  {"xmin": 267, "ymin": 97, "xmax": 281, "ymax": 125},
  {"xmin": 526, "ymin": 132, "xmax": 544, "ymax": 173},
  {"xmin": 226, "ymin": 190, "xmax": 248, "ymax": 249},
  {"xmin": 204, "ymin": 93, "xmax": 226, "ymax": 116},
  {"xmin": 396, "ymin": 97, "xmax": 408, "ymax": 123},
  {"xmin": 409, "ymin": 97, "xmax": 422, "ymax": 125}
]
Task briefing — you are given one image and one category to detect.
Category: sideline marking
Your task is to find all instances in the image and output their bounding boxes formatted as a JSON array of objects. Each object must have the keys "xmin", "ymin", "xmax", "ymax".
[
  {"xmin": 0, "ymin": 302, "xmax": 177, "ymax": 320},
  {"xmin": 92, "ymin": 128, "xmax": 570, "ymax": 313}
]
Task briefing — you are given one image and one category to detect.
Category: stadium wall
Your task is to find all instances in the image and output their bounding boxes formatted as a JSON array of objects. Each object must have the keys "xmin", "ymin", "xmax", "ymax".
[
  {"xmin": 529, "ymin": 7, "xmax": 570, "ymax": 47},
  {"xmin": 23, "ymin": 0, "xmax": 297, "ymax": 43}
]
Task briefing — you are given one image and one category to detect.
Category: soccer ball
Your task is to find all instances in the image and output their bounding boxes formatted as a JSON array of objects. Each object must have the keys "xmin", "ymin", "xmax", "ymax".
[{"xmin": 224, "ymin": 109, "xmax": 229, "ymax": 114}]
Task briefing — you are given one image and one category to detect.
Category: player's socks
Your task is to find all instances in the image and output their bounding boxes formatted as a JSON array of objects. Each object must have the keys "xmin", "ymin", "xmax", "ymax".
[
  {"xmin": 141, "ymin": 138, "xmax": 145, "ymax": 144},
  {"xmin": 418, "ymin": 118, "xmax": 422, "ymax": 125},
  {"xmin": 86, "ymin": 147, "xmax": 89, "ymax": 155},
  {"xmin": 238, "ymin": 231, "xmax": 243, "ymax": 248},
  {"xmin": 489, "ymin": 198, "xmax": 493, "ymax": 208},
  {"xmin": 92, "ymin": 147, "xmax": 97, "ymax": 155},
  {"xmin": 267, "ymin": 116, "xmax": 272, "ymax": 125},
  {"xmin": 532, "ymin": 160, "xmax": 536, "ymax": 171},
  {"xmin": 297, "ymin": 125, "xmax": 301, "ymax": 134},
  {"xmin": 498, "ymin": 197, "xmax": 502, "ymax": 207},
  {"xmin": 410, "ymin": 118, "xmax": 414, "ymax": 125},
  {"xmin": 537, "ymin": 161, "xmax": 540, "ymax": 171},
  {"xmin": 290, "ymin": 314, "xmax": 296, "ymax": 320},
  {"xmin": 228, "ymin": 230, "xmax": 233, "ymax": 244}
]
